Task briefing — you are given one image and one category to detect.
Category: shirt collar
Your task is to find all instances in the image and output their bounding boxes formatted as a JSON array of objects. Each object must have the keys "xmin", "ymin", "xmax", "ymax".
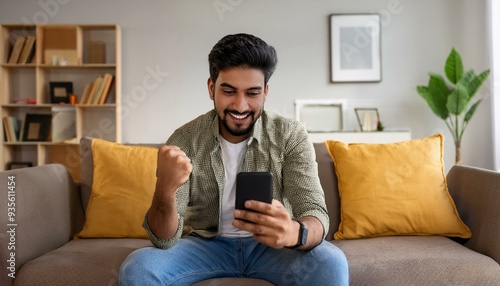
[{"xmin": 249, "ymin": 111, "xmax": 264, "ymax": 145}]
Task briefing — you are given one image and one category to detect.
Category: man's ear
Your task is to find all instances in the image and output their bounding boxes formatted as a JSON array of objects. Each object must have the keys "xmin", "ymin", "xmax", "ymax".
[{"xmin": 207, "ymin": 78, "xmax": 215, "ymax": 100}]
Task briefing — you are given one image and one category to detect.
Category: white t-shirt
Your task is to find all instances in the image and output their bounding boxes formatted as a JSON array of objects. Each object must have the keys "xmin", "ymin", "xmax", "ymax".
[{"xmin": 219, "ymin": 136, "xmax": 252, "ymax": 237}]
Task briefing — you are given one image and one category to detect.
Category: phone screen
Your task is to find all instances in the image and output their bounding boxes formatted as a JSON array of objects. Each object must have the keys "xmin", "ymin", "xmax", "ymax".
[{"xmin": 235, "ymin": 171, "xmax": 273, "ymax": 211}]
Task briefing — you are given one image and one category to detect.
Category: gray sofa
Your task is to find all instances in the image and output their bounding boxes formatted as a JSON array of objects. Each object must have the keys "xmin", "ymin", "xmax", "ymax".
[{"xmin": 1, "ymin": 138, "xmax": 500, "ymax": 285}]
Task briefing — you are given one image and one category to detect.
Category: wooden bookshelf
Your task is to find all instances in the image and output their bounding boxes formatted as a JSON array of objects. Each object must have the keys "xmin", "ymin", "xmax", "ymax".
[{"xmin": 0, "ymin": 24, "xmax": 122, "ymax": 181}]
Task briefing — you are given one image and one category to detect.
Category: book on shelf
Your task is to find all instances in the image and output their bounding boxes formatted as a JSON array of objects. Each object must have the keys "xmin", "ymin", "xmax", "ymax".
[
  {"xmin": 80, "ymin": 82, "xmax": 93, "ymax": 104},
  {"xmin": 2, "ymin": 116, "xmax": 20, "ymax": 142},
  {"xmin": 79, "ymin": 73, "xmax": 114, "ymax": 105},
  {"xmin": 93, "ymin": 76, "xmax": 106, "ymax": 104},
  {"xmin": 87, "ymin": 76, "xmax": 103, "ymax": 104},
  {"xmin": 17, "ymin": 35, "xmax": 36, "ymax": 64},
  {"xmin": 8, "ymin": 36, "xmax": 26, "ymax": 64},
  {"xmin": 3, "ymin": 117, "xmax": 13, "ymax": 142},
  {"xmin": 98, "ymin": 73, "xmax": 114, "ymax": 104}
]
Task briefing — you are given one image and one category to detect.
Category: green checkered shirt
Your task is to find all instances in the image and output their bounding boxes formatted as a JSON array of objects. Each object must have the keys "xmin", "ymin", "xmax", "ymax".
[{"xmin": 144, "ymin": 109, "xmax": 329, "ymax": 249}]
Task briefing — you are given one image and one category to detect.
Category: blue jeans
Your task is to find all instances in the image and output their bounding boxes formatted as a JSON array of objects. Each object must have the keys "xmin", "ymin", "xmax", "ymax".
[{"xmin": 119, "ymin": 235, "xmax": 349, "ymax": 286}]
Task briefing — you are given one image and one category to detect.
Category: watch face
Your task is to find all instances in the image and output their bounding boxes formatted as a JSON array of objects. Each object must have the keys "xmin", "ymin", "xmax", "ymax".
[{"xmin": 300, "ymin": 226, "xmax": 308, "ymax": 246}]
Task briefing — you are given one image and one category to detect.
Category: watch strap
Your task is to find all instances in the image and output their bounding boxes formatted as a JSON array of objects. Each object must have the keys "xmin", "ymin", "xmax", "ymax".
[{"xmin": 285, "ymin": 219, "xmax": 308, "ymax": 249}]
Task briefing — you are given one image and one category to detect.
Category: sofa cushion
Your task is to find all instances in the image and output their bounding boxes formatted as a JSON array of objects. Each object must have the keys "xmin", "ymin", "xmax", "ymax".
[
  {"xmin": 332, "ymin": 236, "xmax": 500, "ymax": 285},
  {"xmin": 15, "ymin": 239, "xmax": 152, "ymax": 286},
  {"xmin": 80, "ymin": 137, "xmax": 163, "ymax": 212},
  {"xmin": 325, "ymin": 134, "xmax": 471, "ymax": 239},
  {"xmin": 0, "ymin": 164, "xmax": 84, "ymax": 280},
  {"xmin": 77, "ymin": 138, "xmax": 158, "ymax": 238}
]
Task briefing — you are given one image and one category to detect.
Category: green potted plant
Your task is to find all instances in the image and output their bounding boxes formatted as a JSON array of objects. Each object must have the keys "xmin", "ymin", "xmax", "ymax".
[{"xmin": 416, "ymin": 48, "xmax": 490, "ymax": 165}]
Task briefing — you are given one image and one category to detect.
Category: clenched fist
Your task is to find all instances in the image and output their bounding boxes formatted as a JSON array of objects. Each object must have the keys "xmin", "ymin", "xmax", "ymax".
[
  {"xmin": 156, "ymin": 145, "xmax": 192, "ymax": 195},
  {"xmin": 148, "ymin": 145, "xmax": 191, "ymax": 239}
]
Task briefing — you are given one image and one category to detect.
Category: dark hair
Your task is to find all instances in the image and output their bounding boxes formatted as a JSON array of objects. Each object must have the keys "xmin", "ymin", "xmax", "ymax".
[{"xmin": 208, "ymin": 33, "xmax": 278, "ymax": 85}]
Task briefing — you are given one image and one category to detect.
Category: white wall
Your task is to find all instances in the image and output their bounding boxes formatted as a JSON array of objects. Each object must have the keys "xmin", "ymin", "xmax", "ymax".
[{"xmin": 0, "ymin": 0, "xmax": 494, "ymax": 171}]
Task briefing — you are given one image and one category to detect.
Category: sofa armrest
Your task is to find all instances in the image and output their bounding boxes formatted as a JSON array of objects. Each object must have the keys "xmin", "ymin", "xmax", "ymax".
[
  {"xmin": 0, "ymin": 164, "xmax": 84, "ymax": 283},
  {"xmin": 446, "ymin": 165, "xmax": 500, "ymax": 264}
]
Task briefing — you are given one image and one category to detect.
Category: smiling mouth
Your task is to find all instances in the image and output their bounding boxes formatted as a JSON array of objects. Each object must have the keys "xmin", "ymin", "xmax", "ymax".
[{"xmin": 228, "ymin": 112, "xmax": 251, "ymax": 120}]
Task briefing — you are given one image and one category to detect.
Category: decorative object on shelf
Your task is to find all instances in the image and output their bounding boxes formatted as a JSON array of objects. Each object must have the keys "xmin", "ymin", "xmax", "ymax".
[
  {"xmin": 69, "ymin": 94, "xmax": 77, "ymax": 105},
  {"xmin": 295, "ymin": 99, "xmax": 347, "ymax": 132},
  {"xmin": 377, "ymin": 121, "xmax": 385, "ymax": 131},
  {"xmin": 49, "ymin": 81, "xmax": 73, "ymax": 104},
  {"xmin": 13, "ymin": 98, "xmax": 36, "ymax": 104},
  {"xmin": 7, "ymin": 161, "xmax": 33, "ymax": 170},
  {"xmin": 51, "ymin": 106, "xmax": 76, "ymax": 142},
  {"xmin": 329, "ymin": 13, "xmax": 381, "ymax": 83},
  {"xmin": 58, "ymin": 57, "xmax": 68, "ymax": 66},
  {"xmin": 22, "ymin": 113, "xmax": 52, "ymax": 142},
  {"xmin": 416, "ymin": 48, "xmax": 490, "ymax": 165},
  {"xmin": 355, "ymin": 108, "xmax": 380, "ymax": 132},
  {"xmin": 88, "ymin": 41, "xmax": 106, "ymax": 64}
]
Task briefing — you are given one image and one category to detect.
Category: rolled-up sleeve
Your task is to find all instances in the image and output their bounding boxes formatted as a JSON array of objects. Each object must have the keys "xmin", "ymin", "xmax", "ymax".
[
  {"xmin": 283, "ymin": 122, "xmax": 330, "ymax": 237},
  {"xmin": 143, "ymin": 212, "xmax": 183, "ymax": 249}
]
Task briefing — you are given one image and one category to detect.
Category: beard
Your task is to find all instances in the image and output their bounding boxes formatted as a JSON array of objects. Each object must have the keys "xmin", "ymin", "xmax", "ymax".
[{"xmin": 219, "ymin": 108, "xmax": 262, "ymax": 137}]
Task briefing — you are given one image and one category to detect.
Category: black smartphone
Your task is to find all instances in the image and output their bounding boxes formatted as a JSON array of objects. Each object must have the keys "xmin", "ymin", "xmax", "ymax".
[{"xmin": 235, "ymin": 171, "xmax": 273, "ymax": 211}]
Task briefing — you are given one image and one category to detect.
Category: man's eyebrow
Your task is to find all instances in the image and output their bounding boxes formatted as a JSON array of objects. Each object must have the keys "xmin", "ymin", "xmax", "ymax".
[
  {"xmin": 220, "ymin": 83, "xmax": 262, "ymax": 90},
  {"xmin": 247, "ymin": 86, "xmax": 263, "ymax": 91},
  {"xmin": 220, "ymin": 83, "xmax": 237, "ymax": 89}
]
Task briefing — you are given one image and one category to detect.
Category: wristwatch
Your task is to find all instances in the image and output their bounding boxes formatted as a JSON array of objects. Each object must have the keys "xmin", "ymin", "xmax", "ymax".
[{"xmin": 286, "ymin": 219, "xmax": 308, "ymax": 249}]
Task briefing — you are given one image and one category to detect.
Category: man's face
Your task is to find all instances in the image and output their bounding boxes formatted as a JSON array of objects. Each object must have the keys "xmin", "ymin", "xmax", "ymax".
[{"xmin": 208, "ymin": 67, "xmax": 268, "ymax": 143}]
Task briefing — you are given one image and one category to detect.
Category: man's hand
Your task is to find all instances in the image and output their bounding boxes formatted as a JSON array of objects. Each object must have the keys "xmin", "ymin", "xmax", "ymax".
[
  {"xmin": 156, "ymin": 145, "xmax": 192, "ymax": 195},
  {"xmin": 148, "ymin": 145, "xmax": 192, "ymax": 240},
  {"xmin": 232, "ymin": 199, "xmax": 300, "ymax": 248}
]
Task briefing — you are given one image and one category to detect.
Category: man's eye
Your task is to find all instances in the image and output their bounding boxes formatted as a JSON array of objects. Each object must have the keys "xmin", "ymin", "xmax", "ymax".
[
  {"xmin": 247, "ymin": 92, "xmax": 260, "ymax": 97},
  {"xmin": 223, "ymin": 90, "xmax": 235, "ymax": 95}
]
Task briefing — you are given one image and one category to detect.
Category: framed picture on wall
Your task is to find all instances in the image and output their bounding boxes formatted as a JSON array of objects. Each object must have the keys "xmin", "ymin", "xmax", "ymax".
[{"xmin": 330, "ymin": 14, "xmax": 382, "ymax": 83}]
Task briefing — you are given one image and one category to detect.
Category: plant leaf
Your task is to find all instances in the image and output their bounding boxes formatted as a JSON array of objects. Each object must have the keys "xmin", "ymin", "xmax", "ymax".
[
  {"xmin": 446, "ymin": 83, "xmax": 469, "ymax": 115},
  {"xmin": 465, "ymin": 69, "xmax": 490, "ymax": 99},
  {"xmin": 464, "ymin": 99, "xmax": 482, "ymax": 123},
  {"xmin": 417, "ymin": 85, "xmax": 449, "ymax": 119},
  {"xmin": 445, "ymin": 48, "xmax": 463, "ymax": 84},
  {"xmin": 457, "ymin": 69, "xmax": 475, "ymax": 93},
  {"xmin": 428, "ymin": 72, "xmax": 451, "ymax": 97}
]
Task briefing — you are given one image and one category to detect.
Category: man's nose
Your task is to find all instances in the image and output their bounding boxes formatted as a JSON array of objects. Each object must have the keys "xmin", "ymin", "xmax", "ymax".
[{"xmin": 232, "ymin": 93, "xmax": 249, "ymax": 112}]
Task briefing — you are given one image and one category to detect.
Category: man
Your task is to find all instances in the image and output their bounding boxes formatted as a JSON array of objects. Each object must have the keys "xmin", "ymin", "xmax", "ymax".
[{"xmin": 120, "ymin": 33, "xmax": 349, "ymax": 285}]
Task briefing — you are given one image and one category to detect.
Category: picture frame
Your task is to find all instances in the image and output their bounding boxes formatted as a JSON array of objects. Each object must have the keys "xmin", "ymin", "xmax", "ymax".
[
  {"xmin": 49, "ymin": 81, "xmax": 73, "ymax": 104},
  {"xmin": 330, "ymin": 14, "xmax": 381, "ymax": 83},
  {"xmin": 7, "ymin": 161, "xmax": 33, "ymax": 170},
  {"xmin": 22, "ymin": 113, "xmax": 52, "ymax": 141},
  {"xmin": 355, "ymin": 108, "xmax": 380, "ymax": 131},
  {"xmin": 295, "ymin": 99, "xmax": 348, "ymax": 132}
]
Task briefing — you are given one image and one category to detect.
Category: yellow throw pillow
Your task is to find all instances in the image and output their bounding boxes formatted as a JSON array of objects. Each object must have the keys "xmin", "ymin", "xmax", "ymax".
[
  {"xmin": 77, "ymin": 138, "xmax": 158, "ymax": 238},
  {"xmin": 325, "ymin": 134, "xmax": 471, "ymax": 240}
]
